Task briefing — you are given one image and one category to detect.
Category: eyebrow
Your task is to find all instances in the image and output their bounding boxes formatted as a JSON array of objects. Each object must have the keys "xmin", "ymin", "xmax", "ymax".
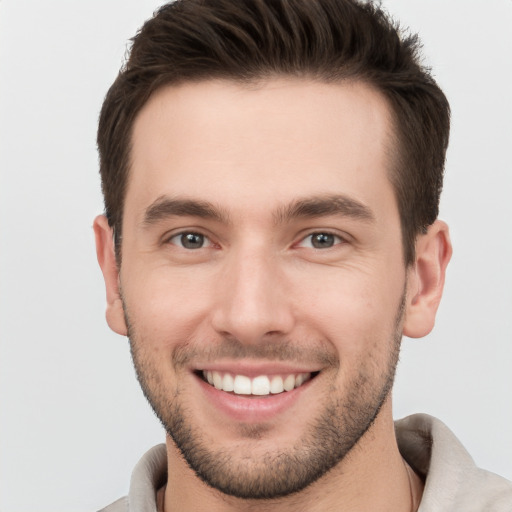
[
  {"xmin": 142, "ymin": 193, "xmax": 375, "ymax": 227},
  {"xmin": 143, "ymin": 196, "xmax": 230, "ymax": 226},
  {"xmin": 274, "ymin": 194, "xmax": 375, "ymax": 224}
]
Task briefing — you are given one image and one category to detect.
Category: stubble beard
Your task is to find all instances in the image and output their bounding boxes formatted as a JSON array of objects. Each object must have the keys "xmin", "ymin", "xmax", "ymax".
[{"xmin": 126, "ymin": 295, "xmax": 404, "ymax": 500}]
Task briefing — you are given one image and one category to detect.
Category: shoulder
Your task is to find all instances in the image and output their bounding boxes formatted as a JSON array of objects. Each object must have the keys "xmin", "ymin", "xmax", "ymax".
[
  {"xmin": 97, "ymin": 444, "xmax": 167, "ymax": 512},
  {"xmin": 396, "ymin": 414, "xmax": 512, "ymax": 511},
  {"xmin": 97, "ymin": 496, "xmax": 128, "ymax": 512}
]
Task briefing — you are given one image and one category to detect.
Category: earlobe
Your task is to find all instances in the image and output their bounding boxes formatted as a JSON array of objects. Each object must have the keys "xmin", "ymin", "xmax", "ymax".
[
  {"xmin": 403, "ymin": 220, "xmax": 452, "ymax": 338},
  {"xmin": 93, "ymin": 215, "xmax": 128, "ymax": 336}
]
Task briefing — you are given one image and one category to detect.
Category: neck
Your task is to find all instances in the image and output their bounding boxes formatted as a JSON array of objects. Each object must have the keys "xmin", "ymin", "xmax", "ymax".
[{"xmin": 162, "ymin": 400, "xmax": 423, "ymax": 512}]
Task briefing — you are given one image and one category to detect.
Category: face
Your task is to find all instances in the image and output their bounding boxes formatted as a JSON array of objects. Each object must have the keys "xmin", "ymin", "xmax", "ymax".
[{"xmin": 115, "ymin": 79, "xmax": 410, "ymax": 498}]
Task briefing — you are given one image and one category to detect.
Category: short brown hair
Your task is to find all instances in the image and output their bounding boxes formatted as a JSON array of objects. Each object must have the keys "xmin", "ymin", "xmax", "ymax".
[{"xmin": 97, "ymin": 0, "xmax": 450, "ymax": 265}]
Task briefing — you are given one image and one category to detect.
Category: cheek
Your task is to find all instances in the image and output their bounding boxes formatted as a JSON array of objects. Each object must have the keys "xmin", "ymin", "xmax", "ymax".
[
  {"xmin": 292, "ymin": 265, "xmax": 404, "ymax": 357},
  {"xmin": 121, "ymin": 249, "xmax": 406, "ymax": 358},
  {"xmin": 121, "ymin": 265, "xmax": 215, "ymax": 348}
]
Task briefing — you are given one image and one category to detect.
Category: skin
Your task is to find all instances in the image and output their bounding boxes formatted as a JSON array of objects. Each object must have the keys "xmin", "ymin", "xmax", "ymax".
[{"xmin": 95, "ymin": 78, "xmax": 451, "ymax": 511}]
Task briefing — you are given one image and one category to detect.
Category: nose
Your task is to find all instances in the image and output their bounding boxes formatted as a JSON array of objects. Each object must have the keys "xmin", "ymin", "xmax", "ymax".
[{"xmin": 211, "ymin": 248, "xmax": 295, "ymax": 344}]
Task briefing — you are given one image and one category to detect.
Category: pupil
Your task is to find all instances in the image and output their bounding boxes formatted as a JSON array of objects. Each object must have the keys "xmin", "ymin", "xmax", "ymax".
[
  {"xmin": 182, "ymin": 233, "xmax": 204, "ymax": 249},
  {"xmin": 312, "ymin": 233, "xmax": 334, "ymax": 248}
]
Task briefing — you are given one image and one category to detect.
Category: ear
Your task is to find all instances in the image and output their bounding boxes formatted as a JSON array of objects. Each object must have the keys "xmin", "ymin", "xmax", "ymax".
[
  {"xmin": 403, "ymin": 220, "xmax": 452, "ymax": 338},
  {"xmin": 93, "ymin": 215, "xmax": 128, "ymax": 336}
]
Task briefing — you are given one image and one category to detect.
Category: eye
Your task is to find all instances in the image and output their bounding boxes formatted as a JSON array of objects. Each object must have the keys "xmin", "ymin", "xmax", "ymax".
[
  {"xmin": 298, "ymin": 232, "xmax": 344, "ymax": 249},
  {"xmin": 168, "ymin": 232, "xmax": 212, "ymax": 249}
]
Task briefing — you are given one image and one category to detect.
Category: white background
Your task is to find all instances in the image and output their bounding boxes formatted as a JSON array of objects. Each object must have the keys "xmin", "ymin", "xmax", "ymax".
[{"xmin": 0, "ymin": 1, "xmax": 511, "ymax": 511}]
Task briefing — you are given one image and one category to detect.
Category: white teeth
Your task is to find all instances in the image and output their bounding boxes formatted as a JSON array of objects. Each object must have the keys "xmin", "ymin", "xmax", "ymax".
[
  {"xmin": 222, "ymin": 373, "xmax": 234, "ymax": 392},
  {"xmin": 202, "ymin": 371, "xmax": 312, "ymax": 395},
  {"xmin": 270, "ymin": 375, "xmax": 284, "ymax": 394},
  {"xmin": 213, "ymin": 371, "xmax": 223, "ymax": 390},
  {"xmin": 283, "ymin": 374, "xmax": 295, "ymax": 391},
  {"xmin": 295, "ymin": 373, "xmax": 306, "ymax": 387},
  {"xmin": 251, "ymin": 375, "xmax": 270, "ymax": 395},
  {"xmin": 234, "ymin": 375, "xmax": 252, "ymax": 394}
]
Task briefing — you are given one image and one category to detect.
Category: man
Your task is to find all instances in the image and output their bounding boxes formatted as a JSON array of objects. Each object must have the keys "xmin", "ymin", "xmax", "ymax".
[{"xmin": 93, "ymin": 0, "xmax": 512, "ymax": 510}]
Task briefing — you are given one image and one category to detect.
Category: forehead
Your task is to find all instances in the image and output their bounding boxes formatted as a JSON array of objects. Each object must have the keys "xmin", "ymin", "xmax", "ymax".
[{"xmin": 126, "ymin": 78, "xmax": 397, "ymax": 223}]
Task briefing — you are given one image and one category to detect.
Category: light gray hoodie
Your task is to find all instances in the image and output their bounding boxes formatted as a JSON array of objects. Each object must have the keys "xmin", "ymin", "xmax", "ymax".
[{"xmin": 100, "ymin": 414, "xmax": 512, "ymax": 511}]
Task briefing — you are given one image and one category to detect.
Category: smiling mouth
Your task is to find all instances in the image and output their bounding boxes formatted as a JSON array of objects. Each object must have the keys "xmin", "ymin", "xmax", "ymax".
[{"xmin": 198, "ymin": 370, "xmax": 319, "ymax": 396}]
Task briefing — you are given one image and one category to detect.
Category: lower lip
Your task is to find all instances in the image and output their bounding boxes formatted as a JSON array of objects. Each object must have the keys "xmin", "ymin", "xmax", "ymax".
[{"xmin": 196, "ymin": 374, "xmax": 312, "ymax": 423}]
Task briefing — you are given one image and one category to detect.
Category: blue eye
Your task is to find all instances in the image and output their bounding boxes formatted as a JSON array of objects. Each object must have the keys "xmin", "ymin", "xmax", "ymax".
[
  {"xmin": 169, "ymin": 232, "xmax": 211, "ymax": 249},
  {"xmin": 299, "ymin": 232, "xmax": 343, "ymax": 249}
]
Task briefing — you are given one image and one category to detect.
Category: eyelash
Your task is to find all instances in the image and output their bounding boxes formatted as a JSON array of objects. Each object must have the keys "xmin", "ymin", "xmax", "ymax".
[
  {"xmin": 166, "ymin": 231, "xmax": 346, "ymax": 250},
  {"xmin": 296, "ymin": 232, "xmax": 345, "ymax": 249},
  {"xmin": 167, "ymin": 231, "xmax": 213, "ymax": 249}
]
